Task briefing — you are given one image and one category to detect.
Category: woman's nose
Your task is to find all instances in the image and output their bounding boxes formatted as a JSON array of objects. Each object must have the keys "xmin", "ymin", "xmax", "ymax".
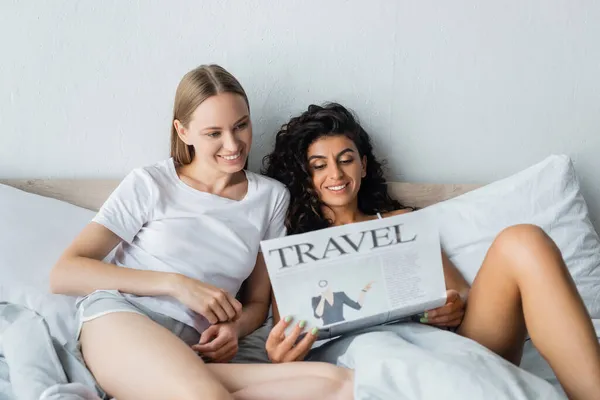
[
  {"xmin": 222, "ymin": 132, "xmax": 240, "ymax": 152},
  {"xmin": 328, "ymin": 164, "xmax": 344, "ymax": 180}
]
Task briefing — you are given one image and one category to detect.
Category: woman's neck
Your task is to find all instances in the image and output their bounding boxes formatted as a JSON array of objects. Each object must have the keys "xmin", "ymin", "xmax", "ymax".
[
  {"xmin": 179, "ymin": 159, "xmax": 243, "ymax": 195},
  {"xmin": 323, "ymin": 202, "xmax": 373, "ymax": 226}
]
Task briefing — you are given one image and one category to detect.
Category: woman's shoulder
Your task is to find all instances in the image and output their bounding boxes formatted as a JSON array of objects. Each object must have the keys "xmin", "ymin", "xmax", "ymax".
[
  {"xmin": 381, "ymin": 208, "xmax": 413, "ymax": 218},
  {"xmin": 113, "ymin": 159, "xmax": 177, "ymax": 201},
  {"xmin": 246, "ymin": 171, "xmax": 289, "ymax": 200},
  {"xmin": 246, "ymin": 170, "xmax": 286, "ymax": 189},
  {"xmin": 123, "ymin": 159, "xmax": 174, "ymax": 186}
]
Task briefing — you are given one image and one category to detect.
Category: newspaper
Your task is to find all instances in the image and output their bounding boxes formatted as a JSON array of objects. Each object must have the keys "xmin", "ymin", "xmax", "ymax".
[{"xmin": 260, "ymin": 210, "xmax": 448, "ymax": 340}]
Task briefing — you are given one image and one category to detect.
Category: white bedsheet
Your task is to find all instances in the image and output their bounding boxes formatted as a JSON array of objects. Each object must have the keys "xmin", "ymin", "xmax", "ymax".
[
  {"xmin": 2, "ymin": 297, "xmax": 596, "ymax": 399},
  {"xmin": 309, "ymin": 321, "xmax": 580, "ymax": 400}
]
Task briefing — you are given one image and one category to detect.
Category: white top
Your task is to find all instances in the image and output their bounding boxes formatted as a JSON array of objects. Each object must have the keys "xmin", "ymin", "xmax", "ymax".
[{"xmin": 92, "ymin": 158, "xmax": 290, "ymax": 333}]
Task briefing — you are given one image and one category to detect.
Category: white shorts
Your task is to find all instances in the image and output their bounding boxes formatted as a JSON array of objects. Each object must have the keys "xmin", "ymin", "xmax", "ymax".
[
  {"xmin": 75, "ymin": 289, "xmax": 201, "ymax": 347},
  {"xmin": 74, "ymin": 289, "xmax": 272, "ymax": 364}
]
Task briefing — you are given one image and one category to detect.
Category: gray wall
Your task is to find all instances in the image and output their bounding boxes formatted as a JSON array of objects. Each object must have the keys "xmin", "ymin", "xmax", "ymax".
[{"xmin": 2, "ymin": 1, "xmax": 599, "ymax": 229}]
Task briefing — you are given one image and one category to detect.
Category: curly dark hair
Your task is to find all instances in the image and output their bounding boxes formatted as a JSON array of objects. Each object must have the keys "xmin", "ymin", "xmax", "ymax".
[{"xmin": 262, "ymin": 102, "xmax": 409, "ymax": 235}]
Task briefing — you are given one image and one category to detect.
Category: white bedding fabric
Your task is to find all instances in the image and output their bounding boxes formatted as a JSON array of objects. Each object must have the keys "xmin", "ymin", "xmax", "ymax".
[
  {"xmin": 40, "ymin": 383, "xmax": 100, "ymax": 400},
  {"xmin": 419, "ymin": 154, "xmax": 600, "ymax": 319},
  {"xmin": 0, "ymin": 183, "xmax": 95, "ymax": 293},
  {"xmin": 311, "ymin": 322, "xmax": 584, "ymax": 400}
]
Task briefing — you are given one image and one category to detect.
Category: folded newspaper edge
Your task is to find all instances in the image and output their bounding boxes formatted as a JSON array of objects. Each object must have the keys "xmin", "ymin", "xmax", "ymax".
[{"xmin": 261, "ymin": 210, "xmax": 448, "ymax": 339}]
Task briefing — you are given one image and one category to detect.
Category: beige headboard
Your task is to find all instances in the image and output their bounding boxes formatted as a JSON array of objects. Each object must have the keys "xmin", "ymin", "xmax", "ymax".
[
  {"xmin": 1, "ymin": 179, "xmax": 119, "ymax": 211},
  {"xmin": 0, "ymin": 178, "xmax": 481, "ymax": 211}
]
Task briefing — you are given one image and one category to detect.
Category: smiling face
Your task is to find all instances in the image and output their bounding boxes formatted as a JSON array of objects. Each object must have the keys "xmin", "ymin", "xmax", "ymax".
[
  {"xmin": 174, "ymin": 92, "xmax": 251, "ymax": 174},
  {"xmin": 306, "ymin": 134, "xmax": 367, "ymax": 210}
]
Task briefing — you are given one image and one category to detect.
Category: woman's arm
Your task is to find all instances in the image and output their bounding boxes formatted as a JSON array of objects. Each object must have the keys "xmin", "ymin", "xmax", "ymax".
[
  {"xmin": 234, "ymin": 253, "xmax": 272, "ymax": 338},
  {"xmin": 385, "ymin": 208, "xmax": 470, "ymax": 326},
  {"xmin": 420, "ymin": 251, "xmax": 470, "ymax": 328},
  {"xmin": 50, "ymin": 222, "xmax": 179, "ymax": 297},
  {"xmin": 441, "ymin": 250, "xmax": 470, "ymax": 301},
  {"xmin": 51, "ymin": 222, "xmax": 241, "ymax": 324},
  {"xmin": 419, "ymin": 251, "xmax": 470, "ymax": 327},
  {"xmin": 192, "ymin": 254, "xmax": 271, "ymax": 362}
]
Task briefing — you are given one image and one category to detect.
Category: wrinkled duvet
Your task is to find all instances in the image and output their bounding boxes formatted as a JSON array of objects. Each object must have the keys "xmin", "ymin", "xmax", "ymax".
[{"xmin": 3, "ymin": 301, "xmax": 596, "ymax": 400}]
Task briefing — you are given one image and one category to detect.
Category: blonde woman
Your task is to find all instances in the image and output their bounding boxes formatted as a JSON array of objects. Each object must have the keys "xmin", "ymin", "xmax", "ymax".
[{"xmin": 51, "ymin": 65, "xmax": 353, "ymax": 400}]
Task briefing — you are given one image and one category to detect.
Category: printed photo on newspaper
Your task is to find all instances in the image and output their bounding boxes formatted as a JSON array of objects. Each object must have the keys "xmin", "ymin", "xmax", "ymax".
[{"xmin": 260, "ymin": 210, "xmax": 448, "ymax": 339}]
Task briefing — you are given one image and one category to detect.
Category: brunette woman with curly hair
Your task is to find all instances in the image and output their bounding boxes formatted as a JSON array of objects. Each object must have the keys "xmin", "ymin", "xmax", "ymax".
[{"xmin": 262, "ymin": 103, "xmax": 600, "ymax": 400}]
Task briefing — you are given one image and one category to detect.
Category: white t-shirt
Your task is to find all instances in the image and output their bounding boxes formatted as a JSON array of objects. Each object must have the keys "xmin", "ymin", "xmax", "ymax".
[{"xmin": 92, "ymin": 158, "xmax": 289, "ymax": 333}]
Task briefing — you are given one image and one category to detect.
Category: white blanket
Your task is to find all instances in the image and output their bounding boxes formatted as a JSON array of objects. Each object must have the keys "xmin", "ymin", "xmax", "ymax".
[
  {"xmin": 309, "ymin": 322, "xmax": 568, "ymax": 400},
  {"xmin": 3, "ymin": 302, "xmax": 595, "ymax": 400}
]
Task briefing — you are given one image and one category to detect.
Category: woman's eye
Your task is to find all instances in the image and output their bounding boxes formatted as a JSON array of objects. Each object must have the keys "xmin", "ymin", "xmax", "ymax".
[
  {"xmin": 340, "ymin": 158, "xmax": 354, "ymax": 164},
  {"xmin": 312, "ymin": 164, "xmax": 326, "ymax": 170},
  {"xmin": 235, "ymin": 122, "xmax": 248, "ymax": 130},
  {"xmin": 207, "ymin": 132, "xmax": 221, "ymax": 138}
]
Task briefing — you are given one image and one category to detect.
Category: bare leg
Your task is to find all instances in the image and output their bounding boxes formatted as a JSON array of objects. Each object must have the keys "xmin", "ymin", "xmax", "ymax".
[
  {"xmin": 81, "ymin": 312, "xmax": 353, "ymax": 400},
  {"xmin": 80, "ymin": 312, "xmax": 233, "ymax": 400},
  {"xmin": 458, "ymin": 224, "xmax": 600, "ymax": 400},
  {"xmin": 232, "ymin": 377, "xmax": 352, "ymax": 400},
  {"xmin": 208, "ymin": 363, "xmax": 353, "ymax": 400}
]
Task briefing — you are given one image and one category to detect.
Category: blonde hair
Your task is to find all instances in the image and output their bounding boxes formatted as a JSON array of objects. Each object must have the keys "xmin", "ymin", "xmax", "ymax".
[{"xmin": 170, "ymin": 64, "xmax": 250, "ymax": 165}]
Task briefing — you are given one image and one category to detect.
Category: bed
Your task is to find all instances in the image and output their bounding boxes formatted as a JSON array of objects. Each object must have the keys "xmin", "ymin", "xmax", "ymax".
[
  {"xmin": 1, "ymin": 154, "xmax": 599, "ymax": 399},
  {"xmin": 0, "ymin": 178, "xmax": 481, "ymax": 211}
]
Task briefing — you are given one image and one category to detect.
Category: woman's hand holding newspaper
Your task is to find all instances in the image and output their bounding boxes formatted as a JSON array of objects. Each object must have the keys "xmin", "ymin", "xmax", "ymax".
[
  {"xmin": 422, "ymin": 289, "xmax": 466, "ymax": 328},
  {"xmin": 266, "ymin": 316, "xmax": 319, "ymax": 362}
]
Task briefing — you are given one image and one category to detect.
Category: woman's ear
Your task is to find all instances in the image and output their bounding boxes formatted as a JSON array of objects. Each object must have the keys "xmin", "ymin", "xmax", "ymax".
[
  {"xmin": 174, "ymin": 120, "xmax": 190, "ymax": 145},
  {"xmin": 361, "ymin": 155, "xmax": 367, "ymax": 178}
]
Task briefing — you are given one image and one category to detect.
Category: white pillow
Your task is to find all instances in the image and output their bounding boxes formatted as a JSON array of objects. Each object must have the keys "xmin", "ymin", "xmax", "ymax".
[
  {"xmin": 0, "ymin": 183, "xmax": 96, "ymax": 343},
  {"xmin": 0, "ymin": 183, "xmax": 96, "ymax": 291},
  {"xmin": 414, "ymin": 155, "xmax": 600, "ymax": 318}
]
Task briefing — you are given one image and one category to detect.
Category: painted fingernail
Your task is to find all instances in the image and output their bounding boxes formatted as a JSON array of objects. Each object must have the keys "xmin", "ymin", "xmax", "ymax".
[
  {"xmin": 299, "ymin": 320, "xmax": 306, "ymax": 328},
  {"xmin": 420, "ymin": 317, "xmax": 428, "ymax": 323},
  {"xmin": 311, "ymin": 327, "xmax": 318, "ymax": 335},
  {"xmin": 285, "ymin": 316, "xmax": 292, "ymax": 323},
  {"xmin": 424, "ymin": 312, "xmax": 429, "ymax": 319}
]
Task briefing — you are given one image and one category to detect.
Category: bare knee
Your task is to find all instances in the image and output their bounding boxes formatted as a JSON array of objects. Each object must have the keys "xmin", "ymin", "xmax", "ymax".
[
  {"xmin": 497, "ymin": 223, "xmax": 549, "ymax": 243},
  {"xmin": 494, "ymin": 224, "xmax": 556, "ymax": 255},
  {"xmin": 328, "ymin": 368, "xmax": 354, "ymax": 400},
  {"xmin": 491, "ymin": 224, "xmax": 565, "ymax": 273},
  {"xmin": 338, "ymin": 366, "xmax": 354, "ymax": 384},
  {"xmin": 333, "ymin": 377, "xmax": 354, "ymax": 400},
  {"xmin": 179, "ymin": 383, "xmax": 233, "ymax": 400},
  {"xmin": 312, "ymin": 364, "xmax": 353, "ymax": 399},
  {"xmin": 314, "ymin": 362, "xmax": 354, "ymax": 383}
]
